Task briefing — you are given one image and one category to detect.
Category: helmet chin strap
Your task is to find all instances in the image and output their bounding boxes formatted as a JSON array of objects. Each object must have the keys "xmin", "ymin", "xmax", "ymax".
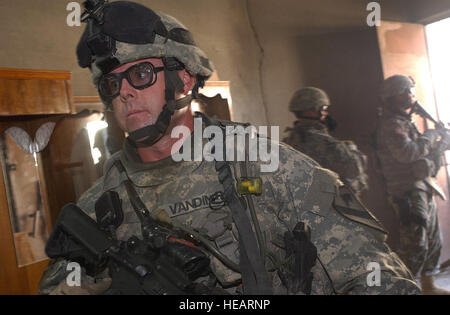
[
  {"xmin": 296, "ymin": 113, "xmax": 322, "ymax": 122},
  {"xmin": 127, "ymin": 57, "xmax": 192, "ymax": 147}
]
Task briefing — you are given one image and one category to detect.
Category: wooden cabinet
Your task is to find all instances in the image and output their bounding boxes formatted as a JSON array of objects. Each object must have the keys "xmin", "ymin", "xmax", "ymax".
[
  {"xmin": 0, "ymin": 68, "xmax": 82, "ymax": 294},
  {"xmin": 0, "ymin": 68, "xmax": 75, "ymax": 116},
  {"xmin": 194, "ymin": 81, "xmax": 232, "ymax": 121}
]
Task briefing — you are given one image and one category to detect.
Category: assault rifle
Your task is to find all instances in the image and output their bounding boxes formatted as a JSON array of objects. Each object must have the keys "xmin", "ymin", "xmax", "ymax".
[
  {"xmin": 45, "ymin": 202, "xmax": 214, "ymax": 295},
  {"xmin": 412, "ymin": 102, "xmax": 450, "ymax": 176},
  {"xmin": 412, "ymin": 101, "xmax": 448, "ymax": 129}
]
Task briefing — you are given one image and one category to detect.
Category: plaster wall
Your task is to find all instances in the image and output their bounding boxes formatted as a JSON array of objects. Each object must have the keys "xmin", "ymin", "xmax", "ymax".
[{"xmin": 0, "ymin": 0, "xmax": 267, "ymax": 126}]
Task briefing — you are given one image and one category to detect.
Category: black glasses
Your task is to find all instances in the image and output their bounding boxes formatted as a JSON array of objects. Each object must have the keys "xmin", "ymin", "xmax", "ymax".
[{"xmin": 98, "ymin": 62, "xmax": 165, "ymax": 99}]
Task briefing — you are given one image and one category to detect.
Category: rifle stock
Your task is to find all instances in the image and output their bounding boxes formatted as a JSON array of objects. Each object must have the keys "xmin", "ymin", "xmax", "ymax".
[{"xmin": 45, "ymin": 203, "xmax": 112, "ymax": 273}]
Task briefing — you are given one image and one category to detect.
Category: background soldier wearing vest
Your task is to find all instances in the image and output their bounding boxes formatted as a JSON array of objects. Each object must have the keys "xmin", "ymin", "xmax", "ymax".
[
  {"xmin": 375, "ymin": 74, "xmax": 448, "ymax": 293},
  {"xmin": 283, "ymin": 87, "xmax": 369, "ymax": 197},
  {"xmin": 38, "ymin": 1, "xmax": 419, "ymax": 295}
]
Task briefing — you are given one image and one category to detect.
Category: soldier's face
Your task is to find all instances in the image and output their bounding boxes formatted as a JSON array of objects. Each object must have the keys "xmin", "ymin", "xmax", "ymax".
[
  {"xmin": 300, "ymin": 107, "xmax": 328, "ymax": 121},
  {"xmin": 110, "ymin": 58, "xmax": 167, "ymax": 133},
  {"xmin": 319, "ymin": 105, "xmax": 329, "ymax": 121},
  {"xmin": 392, "ymin": 87, "xmax": 417, "ymax": 110}
]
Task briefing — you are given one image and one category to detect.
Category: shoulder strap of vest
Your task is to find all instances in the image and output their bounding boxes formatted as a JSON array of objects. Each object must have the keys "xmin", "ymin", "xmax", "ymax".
[
  {"xmin": 197, "ymin": 112, "xmax": 273, "ymax": 295},
  {"xmin": 102, "ymin": 152, "xmax": 124, "ymax": 192}
]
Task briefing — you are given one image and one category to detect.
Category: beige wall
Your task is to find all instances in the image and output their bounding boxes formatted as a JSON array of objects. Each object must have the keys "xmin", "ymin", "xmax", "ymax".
[{"xmin": 0, "ymin": 0, "xmax": 267, "ymax": 126}]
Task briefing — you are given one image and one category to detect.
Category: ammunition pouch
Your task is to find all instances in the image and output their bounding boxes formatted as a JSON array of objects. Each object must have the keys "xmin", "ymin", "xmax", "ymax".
[
  {"xmin": 391, "ymin": 193, "xmax": 428, "ymax": 229},
  {"xmin": 412, "ymin": 158, "xmax": 436, "ymax": 180}
]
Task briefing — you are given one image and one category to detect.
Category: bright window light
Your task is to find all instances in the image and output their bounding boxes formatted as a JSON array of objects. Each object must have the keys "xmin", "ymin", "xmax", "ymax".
[
  {"xmin": 86, "ymin": 120, "xmax": 108, "ymax": 164},
  {"xmin": 426, "ymin": 18, "xmax": 450, "ymax": 125}
]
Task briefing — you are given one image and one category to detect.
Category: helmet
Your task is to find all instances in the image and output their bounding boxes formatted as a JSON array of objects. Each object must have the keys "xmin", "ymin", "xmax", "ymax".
[
  {"xmin": 77, "ymin": 1, "xmax": 214, "ymax": 87},
  {"xmin": 380, "ymin": 75, "xmax": 415, "ymax": 102},
  {"xmin": 76, "ymin": 1, "xmax": 214, "ymax": 147},
  {"xmin": 289, "ymin": 87, "xmax": 330, "ymax": 112}
]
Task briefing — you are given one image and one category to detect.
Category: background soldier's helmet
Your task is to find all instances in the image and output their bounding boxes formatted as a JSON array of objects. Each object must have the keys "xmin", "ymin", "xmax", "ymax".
[
  {"xmin": 380, "ymin": 75, "xmax": 415, "ymax": 102},
  {"xmin": 289, "ymin": 87, "xmax": 331, "ymax": 112},
  {"xmin": 76, "ymin": 1, "xmax": 214, "ymax": 87}
]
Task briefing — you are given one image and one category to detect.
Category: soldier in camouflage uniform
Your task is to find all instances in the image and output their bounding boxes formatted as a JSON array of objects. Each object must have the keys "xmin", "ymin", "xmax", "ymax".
[
  {"xmin": 375, "ymin": 75, "xmax": 446, "ymax": 291},
  {"xmin": 283, "ymin": 87, "xmax": 369, "ymax": 197},
  {"xmin": 39, "ymin": 1, "xmax": 419, "ymax": 295}
]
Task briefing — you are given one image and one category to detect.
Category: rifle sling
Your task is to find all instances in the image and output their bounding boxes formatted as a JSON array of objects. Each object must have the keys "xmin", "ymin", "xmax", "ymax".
[{"xmin": 199, "ymin": 112, "xmax": 273, "ymax": 295}]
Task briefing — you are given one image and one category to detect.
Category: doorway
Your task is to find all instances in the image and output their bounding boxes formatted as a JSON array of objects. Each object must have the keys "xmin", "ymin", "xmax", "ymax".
[{"xmin": 425, "ymin": 17, "xmax": 450, "ymax": 265}]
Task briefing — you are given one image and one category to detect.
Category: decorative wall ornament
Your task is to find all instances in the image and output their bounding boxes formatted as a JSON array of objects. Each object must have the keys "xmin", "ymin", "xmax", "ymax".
[{"xmin": 4, "ymin": 122, "xmax": 56, "ymax": 154}]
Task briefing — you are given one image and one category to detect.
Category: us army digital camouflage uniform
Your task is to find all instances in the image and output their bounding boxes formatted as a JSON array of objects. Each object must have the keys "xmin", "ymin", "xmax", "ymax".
[
  {"xmin": 376, "ymin": 107, "xmax": 443, "ymax": 277},
  {"xmin": 40, "ymin": 118, "xmax": 419, "ymax": 295},
  {"xmin": 283, "ymin": 119, "xmax": 369, "ymax": 196}
]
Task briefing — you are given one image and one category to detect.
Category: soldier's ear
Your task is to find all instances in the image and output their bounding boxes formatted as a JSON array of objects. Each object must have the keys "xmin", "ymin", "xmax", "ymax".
[{"xmin": 179, "ymin": 70, "xmax": 195, "ymax": 95}]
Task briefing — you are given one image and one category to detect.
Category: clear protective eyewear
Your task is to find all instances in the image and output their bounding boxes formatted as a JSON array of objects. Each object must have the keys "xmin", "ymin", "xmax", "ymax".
[{"xmin": 98, "ymin": 62, "xmax": 165, "ymax": 99}]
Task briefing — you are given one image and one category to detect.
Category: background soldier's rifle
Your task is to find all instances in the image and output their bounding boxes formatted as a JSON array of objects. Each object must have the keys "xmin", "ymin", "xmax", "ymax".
[{"xmin": 412, "ymin": 102, "xmax": 450, "ymax": 176}]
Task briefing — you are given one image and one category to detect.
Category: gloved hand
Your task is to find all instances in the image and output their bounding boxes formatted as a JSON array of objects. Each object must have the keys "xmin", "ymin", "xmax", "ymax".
[
  {"xmin": 423, "ymin": 129, "xmax": 441, "ymax": 146},
  {"xmin": 49, "ymin": 276, "xmax": 112, "ymax": 295},
  {"xmin": 39, "ymin": 258, "xmax": 111, "ymax": 295},
  {"xmin": 438, "ymin": 129, "xmax": 450, "ymax": 151}
]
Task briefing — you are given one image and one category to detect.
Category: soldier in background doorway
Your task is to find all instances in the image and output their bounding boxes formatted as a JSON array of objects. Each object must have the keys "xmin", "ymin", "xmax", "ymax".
[
  {"xmin": 284, "ymin": 87, "xmax": 369, "ymax": 197},
  {"xmin": 375, "ymin": 75, "xmax": 449, "ymax": 294}
]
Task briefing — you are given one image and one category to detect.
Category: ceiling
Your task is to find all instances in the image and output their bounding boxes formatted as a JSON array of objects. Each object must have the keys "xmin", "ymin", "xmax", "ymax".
[{"xmin": 248, "ymin": 0, "xmax": 450, "ymax": 36}]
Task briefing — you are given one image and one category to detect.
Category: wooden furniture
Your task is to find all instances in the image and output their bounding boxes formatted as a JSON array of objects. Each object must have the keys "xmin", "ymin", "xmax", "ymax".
[
  {"xmin": 0, "ymin": 68, "xmax": 75, "ymax": 116},
  {"xmin": 193, "ymin": 81, "xmax": 233, "ymax": 121},
  {"xmin": 0, "ymin": 68, "xmax": 77, "ymax": 294}
]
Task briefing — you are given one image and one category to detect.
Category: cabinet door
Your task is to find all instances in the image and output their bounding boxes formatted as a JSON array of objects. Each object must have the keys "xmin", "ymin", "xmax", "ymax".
[
  {"xmin": 0, "ymin": 109, "xmax": 124, "ymax": 294},
  {"xmin": 0, "ymin": 128, "xmax": 51, "ymax": 294}
]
